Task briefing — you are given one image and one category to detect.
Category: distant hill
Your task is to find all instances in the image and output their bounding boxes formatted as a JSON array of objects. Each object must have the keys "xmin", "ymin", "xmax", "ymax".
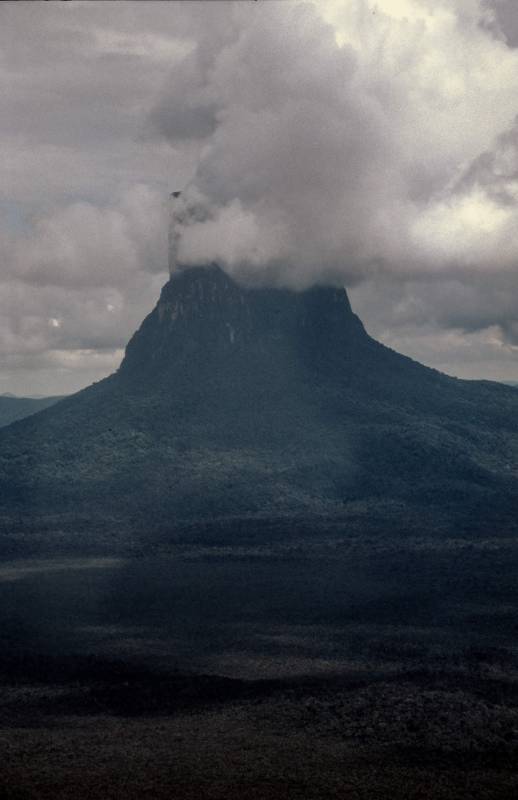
[
  {"xmin": 0, "ymin": 394, "xmax": 65, "ymax": 429},
  {"xmin": 0, "ymin": 265, "xmax": 516, "ymax": 554}
]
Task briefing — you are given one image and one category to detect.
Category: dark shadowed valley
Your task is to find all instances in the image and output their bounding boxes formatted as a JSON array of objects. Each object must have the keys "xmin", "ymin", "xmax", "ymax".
[{"xmin": 2, "ymin": 542, "xmax": 518, "ymax": 799}]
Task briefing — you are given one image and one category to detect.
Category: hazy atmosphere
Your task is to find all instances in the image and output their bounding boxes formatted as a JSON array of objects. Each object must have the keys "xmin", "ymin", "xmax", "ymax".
[
  {"xmin": 2, "ymin": 0, "xmax": 518, "ymax": 394},
  {"xmin": 3, "ymin": 6, "xmax": 518, "ymax": 798}
]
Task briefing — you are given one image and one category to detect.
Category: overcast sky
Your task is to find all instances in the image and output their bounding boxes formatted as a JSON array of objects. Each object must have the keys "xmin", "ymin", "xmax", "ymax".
[{"xmin": 1, "ymin": 0, "xmax": 518, "ymax": 395}]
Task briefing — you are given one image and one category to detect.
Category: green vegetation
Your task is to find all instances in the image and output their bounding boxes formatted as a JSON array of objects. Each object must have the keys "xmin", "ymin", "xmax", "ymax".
[
  {"xmin": 0, "ymin": 266, "xmax": 516, "ymax": 554},
  {"xmin": 2, "ymin": 544, "xmax": 518, "ymax": 799}
]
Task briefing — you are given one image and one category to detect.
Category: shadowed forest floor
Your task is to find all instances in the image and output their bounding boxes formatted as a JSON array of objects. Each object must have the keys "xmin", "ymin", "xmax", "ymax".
[
  {"xmin": 2, "ymin": 663, "xmax": 518, "ymax": 799},
  {"xmin": 1, "ymin": 543, "xmax": 518, "ymax": 798}
]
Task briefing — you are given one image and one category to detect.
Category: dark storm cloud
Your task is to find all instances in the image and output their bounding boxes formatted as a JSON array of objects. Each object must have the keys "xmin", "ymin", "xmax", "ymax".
[
  {"xmin": 485, "ymin": 0, "xmax": 518, "ymax": 46},
  {"xmin": 453, "ymin": 118, "xmax": 518, "ymax": 206},
  {"xmin": 155, "ymin": 1, "xmax": 518, "ymax": 278},
  {"xmin": 152, "ymin": 0, "xmax": 518, "ymax": 373},
  {"xmin": 1, "ymin": 0, "xmax": 518, "ymax": 392},
  {"xmin": 0, "ymin": 2, "xmax": 199, "ymax": 392}
]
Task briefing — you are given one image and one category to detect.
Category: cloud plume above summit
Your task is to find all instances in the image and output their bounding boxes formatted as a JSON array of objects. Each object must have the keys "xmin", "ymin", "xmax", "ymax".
[
  {"xmin": 158, "ymin": 2, "xmax": 518, "ymax": 287},
  {"xmin": 1, "ymin": 0, "xmax": 518, "ymax": 391}
]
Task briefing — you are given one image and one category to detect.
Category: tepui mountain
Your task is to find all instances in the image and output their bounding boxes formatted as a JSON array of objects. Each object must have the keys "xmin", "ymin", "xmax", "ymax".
[{"xmin": 0, "ymin": 264, "xmax": 517, "ymax": 554}]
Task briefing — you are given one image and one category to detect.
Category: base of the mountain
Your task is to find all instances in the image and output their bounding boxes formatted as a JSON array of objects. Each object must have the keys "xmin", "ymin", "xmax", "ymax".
[{"xmin": 0, "ymin": 265, "xmax": 516, "ymax": 554}]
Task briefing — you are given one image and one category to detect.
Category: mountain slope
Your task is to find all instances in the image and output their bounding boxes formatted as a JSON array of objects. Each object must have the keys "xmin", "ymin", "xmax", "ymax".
[{"xmin": 0, "ymin": 265, "xmax": 517, "ymax": 553}]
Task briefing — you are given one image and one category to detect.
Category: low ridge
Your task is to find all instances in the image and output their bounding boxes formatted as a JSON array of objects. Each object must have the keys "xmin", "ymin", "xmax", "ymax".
[{"xmin": 0, "ymin": 394, "xmax": 64, "ymax": 429}]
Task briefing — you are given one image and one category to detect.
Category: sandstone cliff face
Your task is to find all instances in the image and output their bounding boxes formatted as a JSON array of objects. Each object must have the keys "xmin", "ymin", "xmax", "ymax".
[{"xmin": 120, "ymin": 264, "xmax": 366, "ymax": 381}]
